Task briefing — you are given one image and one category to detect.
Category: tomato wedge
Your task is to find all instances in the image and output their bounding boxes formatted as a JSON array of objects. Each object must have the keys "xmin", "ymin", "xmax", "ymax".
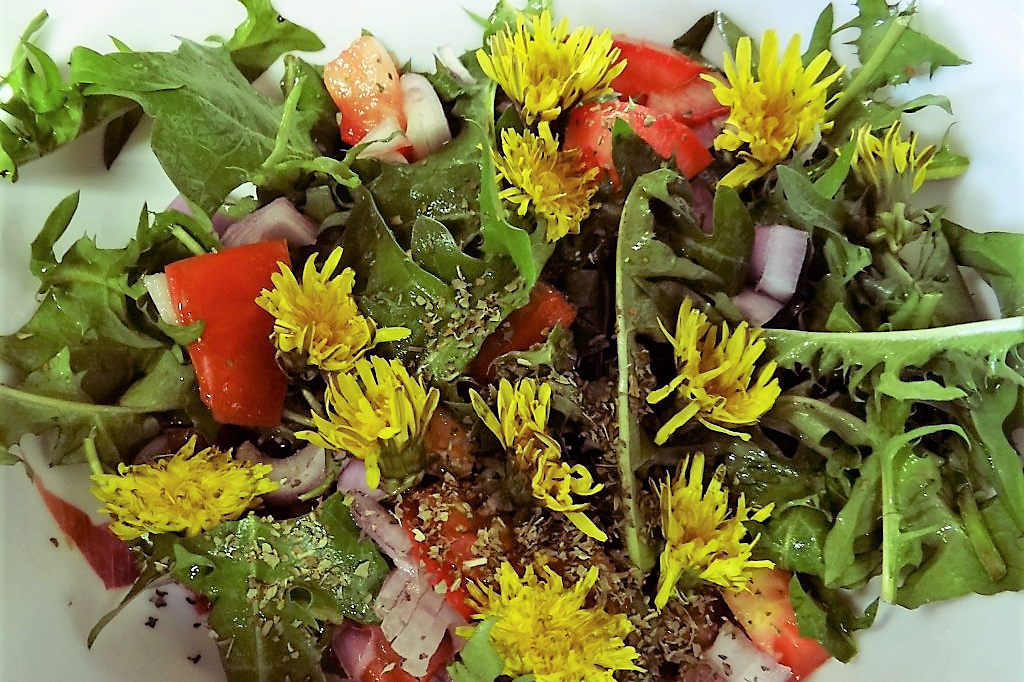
[
  {"xmin": 469, "ymin": 282, "xmax": 577, "ymax": 382},
  {"xmin": 165, "ymin": 240, "xmax": 289, "ymax": 427},
  {"xmin": 721, "ymin": 568, "xmax": 832, "ymax": 681},
  {"xmin": 611, "ymin": 38, "xmax": 707, "ymax": 96},
  {"xmin": 323, "ymin": 35, "xmax": 407, "ymax": 145},
  {"xmin": 563, "ymin": 101, "xmax": 713, "ymax": 184}
]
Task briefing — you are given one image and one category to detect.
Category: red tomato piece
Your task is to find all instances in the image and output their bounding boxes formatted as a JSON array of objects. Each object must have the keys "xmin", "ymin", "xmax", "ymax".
[
  {"xmin": 563, "ymin": 101, "xmax": 713, "ymax": 184},
  {"xmin": 323, "ymin": 35, "xmax": 407, "ymax": 145},
  {"xmin": 722, "ymin": 568, "xmax": 832, "ymax": 681},
  {"xmin": 611, "ymin": 38, "xmax": 708, "ymax": 98},
  {"xmin": 334, "ymin": 623, "xmax": 454, "ymax": 682},
  {"xmin": 165, "ymin": 240, "xmax": 289, "ymax": 427},
  {"xmin": 468, "ymin": 282, "xmax": 577, "ymax": 382},
  {"xmin": 646, "ymin": 77, "xmax": 730, "ymax": 126}
]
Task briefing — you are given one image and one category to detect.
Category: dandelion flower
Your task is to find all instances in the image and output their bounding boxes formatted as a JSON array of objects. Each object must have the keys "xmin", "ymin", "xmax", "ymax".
[
  {"xmin": 297, "ymin": 356, "xmax": 439, "ymax": 489},
  {"xmin": 256, "ymin": 246, "xmax": 409, "ymax": 373},
  {"xmin": 648, "ymin": 299, "xmax": 780, "ymax": 443},
  {"xmin": 705, "ymin": 30, "xmax": 843, "ymax": 188},
  {"xmin": 466, "ymin": 562, "xmax": 642, "ymax": 682},
  {"xmin": 494, "ymin": 125, "xmax": 600, "ymax": 242},
  {"xmin": 91, "ymin": 437, "xmax": 279, "ymax": 541},
  {"xmin": 852, "ymin": 121, "xmax": 937, "ymax": 202},
  {"xmin": 655, "ymin": 452, "xmax": 774, "ymax": 608},
  {"xmin": 470, "ymin": 378, "xmax": 606, "ymax": 540},
  {"xmin": 476, "ymin": 9, "xmax": 625, "ymax": 124}
]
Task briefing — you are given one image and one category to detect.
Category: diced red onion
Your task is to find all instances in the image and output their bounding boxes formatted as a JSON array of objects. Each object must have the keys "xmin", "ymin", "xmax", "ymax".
[
  {"xmin": 705, "ymin": 623, "xmax": 792, "ymax": 682},
  {"xmin": 436, "ymin": 45, "xmax": 476, "ymax": 85},
  {"xmin": 356, "ymin": 115, "xmax": 412, "ymax": 163},
  {"xmin": 401, "ymin": 73, "xmax": 453, "ymax": 161},
  {"xmin": 337, "ymin": 459, "xmax": 386, "ymax": 502},
  {"xmin": 166, "ymin": 194, "xmax": 236, "ymax": 235},
  {"xmin": 348, "ymin": 492, "xmax": 414, "ymax": 567},
  {"xmin": 143, "ymin": 273, "xmax": 178, "ymax": 326},
  {"xmin": 220, "ymin": 197, "xmax": 318, "ymax": 248},
  {"xmin": 732, "ymin": 288, "xmax": 785, "ymax": 326},
  {"xmin": 236, "ymin": 442, "xmax": 328, "ymax": 505},
  {"xmin": 751, "ymin": 224, "xmax": 808, "ymax": 302}
]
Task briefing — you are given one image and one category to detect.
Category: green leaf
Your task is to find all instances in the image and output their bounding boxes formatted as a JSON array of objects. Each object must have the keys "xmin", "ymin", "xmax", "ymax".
[
  {"xmin": 447, "ymin": 618, "xmax": 507, "ymax": 682},
  {"xmin": 943, "ymin": 221, "xmax": 1024, "ymax": 317},
  {"xmin": 790, "ymin": 575, "xmax": 877, "ymax": 662},
  {"xmin": 169, "ymin": 495, "xmax": 388, "ymax": 682},
  {"xmin": 225, "ymin": 0, "xmax": 324, "ymax": 80}
]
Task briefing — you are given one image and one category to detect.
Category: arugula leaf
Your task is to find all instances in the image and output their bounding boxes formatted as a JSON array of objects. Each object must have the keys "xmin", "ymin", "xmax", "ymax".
[
  {"xmin": 943, "ymin": 221, "xmax": 1024, "ymax": 317},
  {"xmin": 789, "ymin": 574, "xmax": 877, "ymax": 662},
  {"xmin": 169, "ymin": 494, "xmax": 388, "ymax": 682}
]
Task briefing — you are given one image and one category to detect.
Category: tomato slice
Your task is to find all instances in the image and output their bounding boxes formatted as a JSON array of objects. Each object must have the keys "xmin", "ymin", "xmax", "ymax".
[
  {"xmin": 563, "ymin": 101, "xmax": 713, "ymax": 184},
  {"xmin": 611, "ymin": 38, "xmax": 708, "ymax": 97},
  {"xmin": 323, "ymin": 35, "xmax": 406, "ymax": 145},
  {"xmin": 646, "ymin": 77, "xmax": 729, "ymax": 126},
  {"xmin": 721, "ymin": 568, "xmax": 832, "ymax": 681},
  {"xmin": 468, "ymin": 282, "xmax": 577, "ymax": 382},
  {"xmin": 165, "ymin": 240, "xmax": 289, "ymax": 427}
]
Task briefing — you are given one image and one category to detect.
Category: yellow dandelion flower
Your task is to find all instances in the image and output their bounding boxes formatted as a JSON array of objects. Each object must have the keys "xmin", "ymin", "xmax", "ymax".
[
  {"xmin": 476, "ymin": 9, "xmax": 625, "ymax": 124},
  {"xmin": 466, "ymin": 562, "xmax": 642, "ymax": 682},
  {"xmin": 655, "ymin": 452, "xmax": 774, "ymax": 608},
  {"xmin": 705, "ymin": 30, "xmax": 843, "ymax": 188},
  {"xmin": 297, "ymin": 356, "xmax": 439, "ymax": 489},
  {"xmin": 495, "ymin": 125, "xmax": 600, "ymax": 243},
  {"xmin": 256, "ymin": 246, "xmax": 409, "ymax": 373},
  {"xmin": 470, "ymin": 378, "xmax": 606, "ymax": 541},
  {"xmin": 91, "ymin": 437, "xmax": 279, "ymax": 541},
  {"xmin": 852, "ymin": 121, "xmax": 937, "ymax": 200},
  {"xmin": 648, "ymin": 299, "xmax": 780, "ymax": 443}
]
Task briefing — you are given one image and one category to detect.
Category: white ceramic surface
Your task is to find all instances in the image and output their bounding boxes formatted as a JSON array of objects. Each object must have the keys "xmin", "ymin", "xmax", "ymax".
[{"xmin": 0, "ymin": 1, "xmax": 1021, "ymax": 680}]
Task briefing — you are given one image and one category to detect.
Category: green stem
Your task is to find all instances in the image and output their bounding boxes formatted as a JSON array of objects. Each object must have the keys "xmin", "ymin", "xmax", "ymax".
[
  {"xmin": 169, "ymin": 224, "xmax": 206, "ymax": 256},
  {"xmin": 84, "ymin": 436, "xmax": 104, "ymax": 476},
  {"xmin": 826, "ymin": 15, "xmax": 911, "ymax": 122}
]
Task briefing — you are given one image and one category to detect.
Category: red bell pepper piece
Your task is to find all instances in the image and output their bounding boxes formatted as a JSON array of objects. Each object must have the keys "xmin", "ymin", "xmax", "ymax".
[{"xmin": 165, "ymin": 240, "xmax": 289, "ymax": 427}]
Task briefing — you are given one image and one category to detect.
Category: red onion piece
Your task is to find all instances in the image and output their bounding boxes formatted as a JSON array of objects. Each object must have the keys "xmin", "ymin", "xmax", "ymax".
[
  {"xmin": 751, "ymin": 224, "xmax": 808, "ymax": 302},
  {"xmin": 166, "ymin": 194, "xmax": 236, "ymax": 235},
  {"xmin": 337, "ymin": 459, "xmax": 386, "ymax": 501},
  {"xmin": 436, "ymin": 45, "xmax": 475, "ymax": 85},
  {"xmin": 236, "ymin": 442, "xmax": 328, "ymax": 505},
  {"xmin": 401, "ymin": 73, "xmax": 452, "ymax": 160},
  {"xmin": 331, "ymin": 623, "xmax": 376, "ymax": 682},
  {"xmin": 356, "ymin": 115, "xmax": 412, "ymax": 163},
  {"xmin": 690, "ymin": 178, "xmax": 715, "ymax": 234},
  {"xmin": 705, "ymin": 623, "xmax": 792, "ymax": 682},
  {"xmin": 348, "ymin": 492, "xmax": 414, "ymax": 567},
  {"xmin": 143, "ymin": 273, "xmax": 178, "ymax": 326},
  {"xmin": 732, "ymin": 288, "xmax": 785, "ymax": 326},
  {"xmin": 220, "ymin": 197, "xmax": 318, "ymax": 248}
]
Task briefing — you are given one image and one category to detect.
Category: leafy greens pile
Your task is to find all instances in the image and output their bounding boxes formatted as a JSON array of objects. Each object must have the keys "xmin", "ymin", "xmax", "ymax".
[{"xmin": 0, "ymin": 0, "xmax": 1021, "ymax": 681}]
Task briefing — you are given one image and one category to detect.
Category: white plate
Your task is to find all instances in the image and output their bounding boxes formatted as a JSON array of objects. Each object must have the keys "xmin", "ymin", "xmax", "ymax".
[{"xmin": 1, "ymin": 1, "xmax": 1021, "ymax": 681}]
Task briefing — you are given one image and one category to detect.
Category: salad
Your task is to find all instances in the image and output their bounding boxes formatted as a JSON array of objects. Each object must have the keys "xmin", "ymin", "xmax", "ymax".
[{"xmin": 1, "ymin": 1, "xmax": 1022, "ymax": 682}]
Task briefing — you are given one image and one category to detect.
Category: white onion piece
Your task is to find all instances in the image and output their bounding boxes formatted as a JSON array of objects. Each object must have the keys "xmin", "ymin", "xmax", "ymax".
[
  {"xmin": 401, "ymin": 73, "xmax": 452, "ymax": 160},
  {"xmin": 706, "ymin": 623, "xmax": 792, "ymax": 682},
  {"xmin": 348, "ymin": 492, "xmax": 414, "ymax": 567},
  {"xmin": 436, "ymin": 45, "xmax": 476, "ymax": 85},
  {"xmin": 166, "ymin": 193, "xmax": 236, "ymax": 235},
  {"xmin": 733, "ymin": 288, "xmax": 785, "ymax": 326},
  {"xmin": 236, "ymin": 442, "xmax": 328, "ymax": 505},
  {"xmin": 220, "ymin": 197, "xmax": 318, "ymax": 248},
  {"xmin": 356, "ymin": 115, "xmax": 412, "ymax": 162},
  {"xmin": 751, "ymin": 224, "xmax": 808, "ymax": 302},
  {"xmin": 143, "ymin": 273, "xmax": 179, "ymax": 326},
  {"xmin": 337, "ymin": 459, "xmax": 386, "ymax": 501}
]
